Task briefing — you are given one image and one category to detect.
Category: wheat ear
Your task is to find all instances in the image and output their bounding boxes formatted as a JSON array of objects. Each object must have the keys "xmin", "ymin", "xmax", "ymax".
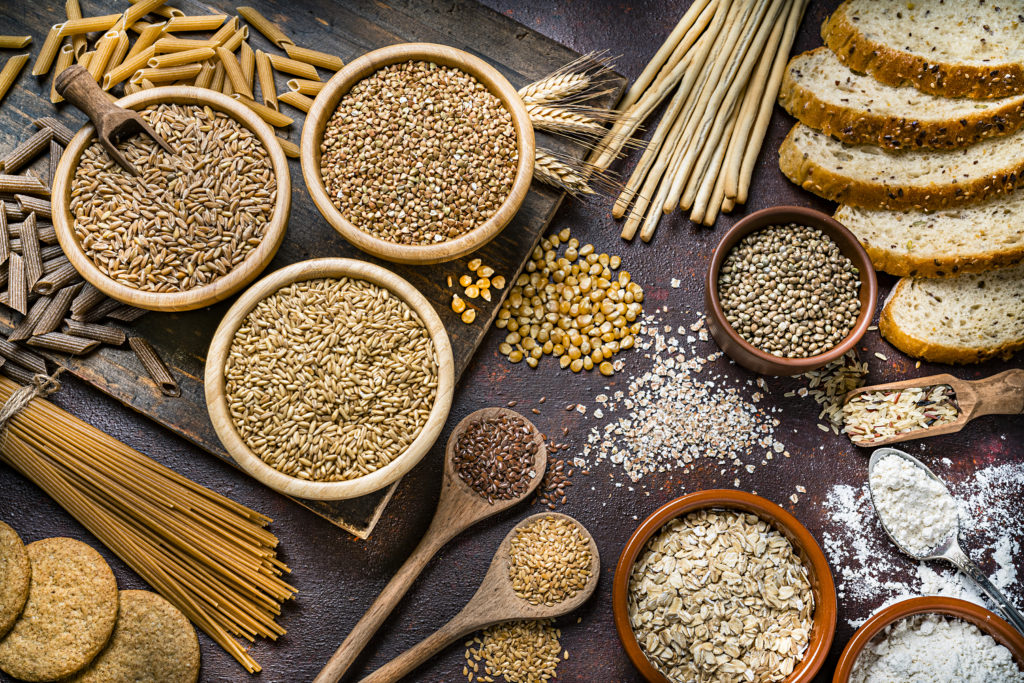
[
  {"xmin": 527, "ymin": 104, "xmax": 606, "ymax": 137},
  {"xmin": 533, "ymin": 150, "xmax": 595, "ymax": 196}
]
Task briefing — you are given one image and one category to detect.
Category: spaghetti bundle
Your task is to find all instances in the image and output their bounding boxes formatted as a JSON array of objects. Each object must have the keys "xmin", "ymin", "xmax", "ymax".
[{"xmin": 0, "ymin": 375, "xmax": 295, "ymax": 672}]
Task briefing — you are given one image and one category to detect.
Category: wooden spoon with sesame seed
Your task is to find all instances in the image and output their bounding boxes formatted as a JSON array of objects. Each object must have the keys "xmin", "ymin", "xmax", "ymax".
[
  {"xmin": 357, "ymin": 512, "xmax": 600, "ymax": 683},
  {"xmin": 314, "ymin": 408, "xmax": 547, "ymax": 683}
]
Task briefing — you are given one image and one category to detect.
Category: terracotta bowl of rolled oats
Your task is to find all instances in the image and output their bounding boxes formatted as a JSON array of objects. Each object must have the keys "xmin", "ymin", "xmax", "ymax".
[{"xmin": 613, "ymin": 490, "xmax": 837, "ymax": 683}]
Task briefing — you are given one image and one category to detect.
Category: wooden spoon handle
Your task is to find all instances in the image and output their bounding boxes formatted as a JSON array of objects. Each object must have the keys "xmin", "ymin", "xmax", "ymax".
[
  {"xmin": 54, "ymin": 65, "xmax": 120, "ymax": 124},
  {"xmin": 356, "ymin": 611, "xmax": 477, "ymax": 683},
  {"xmin": 969, "ymin": 369, "xmax": 1024, "ymax": 418}
]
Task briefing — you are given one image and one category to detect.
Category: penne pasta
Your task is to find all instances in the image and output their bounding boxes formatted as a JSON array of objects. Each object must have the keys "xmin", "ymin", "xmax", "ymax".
[
  {"xmin": 8, "ymin": 297, "xmax": 50, "ymax": 342},
  {"xmin": 63, "ymin": 319, "xmax": 126, "ymax": 346},
  {"xmin": 1, "ymin": 130, "xmax": 53, "ymax": 176},
  {"xmin": 0, "ymin": 338, "xmax": 46, "ymax": 374},
  {"xmin": 74, "ymin": 297, "xmax": 120, "ymax": 323},
  {"xmin": 0, "ymin": 363, "xmax": 35, "ymax": 385},
  {"xmin": 0, "ymin": 201, "xmax": 9, "ymax": 265},
  {"xmin": 0, "ymin": 174, "xmax": 48, "ymax": 197},
  {"xmin": 59, "ymin": 15, "xmax": 122, "ymax": 37},
  {"xmin": 147, "ymin": 47, "xmax": 215, "ymax": 69},
  {"xmin": 239, "ymin": 41, "xmax": 255, "ymax": 92},
  {"xmin": 32, "ymin": 283, "xmax": 80, "ymax": 336},
  {"xmin": 0, "ymin": 36, "xmax": 31, "ymax": 49},
  {"xmin": 209, "ymin": 16, "xmax": 238, "ymax": 46},
  {"xmin": 193, "ymin": 60, "xmax": 214, "ymax": 89},
  {"xmin": 275, "ymin": 136, "xmax": 299, "ymax": 158},
  {"xmin": 232, "ymin": 95, "xmax": 293, "ymax": 127},
  {"xmin": 122, "ymin": 0, "xmax": 167, "ymax": 28},
  {"xmin": 48, "ymin": 140, "xmax": 62, "ymax": 188},
  {"xmin": 126, "ymin": 21, "xmax": 165, "ymax": 60},
  {"xmin": 132, "ymin": 63, "xmax": 202, "ymax": 84},
  {"xmin": 64, "ymin": 0, "xmax": 86, "ymax": 57},
  {"xmin": 70, "ymin": 282, "xmax": 104, "ymax": 317},
  {"xmin": 122, "ymin": 81, "xmax": 140, "ymax": 95},
  {"xmin": 284, "ymin": 44, "xmax": 343, "ymax": 71},
  {"xmin": 7, "ymin": 253, "xmax": 27, "ymax": 315},
  {"xmin": 128, "ymin": 336, "xmax": 177, "ymax": 395},
  {"xmin": 33, "ymin": 117, "xmax": 75, "ymax": 147},
  {"xmin": 209, "ymin": 60, "xmax": 225, "ymax": 92},
  {"xmin": 267, "ymin": 53, "xmax": 318, "ymax": 80},
  {"xmin": 254, "ymin": 50, "xmax": 277, "ymax": 110},
  {"xmin": 32, "ymin": 26, "xmax": 64, "ymax": 76},
  {"xmin": 278, "ymin": 90, "xmax": 313, "ymax": 113},
  {"xmin": 41, "ymin": 254, "xmax": 69, "ymax": 275},
  {"xmin": 20, "ymin": 212, "xmax": 43, "ymax": 291},
  {"xmin": 102, "ymin": 45, "xmax": 153, "ymax": 89},
  {"xmin": 216, "ymin": 47, "xmax": 252, "ymax": 99},
  {"xmin": 221, "ymin": 26, "xmax": 248, "ymax": 53},
  {"xmin": 106, "ymin": 305, "xmax": 147, "ymax": 322},
  {"xmin": 153, "ymin": 37, "xmax": 213, "ymax": 53},
  {"xmin": 237, "ymin": 6, "xmax": 293, "ymax": 49},
  {"xmin": 50, "ymin": 44, "xmax": 76, "ymax": 102},
  {"xmin": 34, "ymin": 262, "xmax": 79, "ymax": 296},
  {"xmin": 77, "ymin": 50, "xmax": 92, "ymax": 68},
  {"xmin": 286, "ymin": 78, "xmax": 323, "ymax": 96},
  {"xmin": 87, "ymin": 31, "xmax": 120, "ymax": 81},
  {"xmin": 27, "ymin": 332, "xmax": 100, "ymax": 355},
  {"xmin": 16, "ymin": 195, "xmax": 51, "ymax": 220},
  {"xmin": 164, "ymin": 14, "xmax": 227, "ymax": 33},
  {"xmin": 137, "ymin": 77, "xmax": 156, "ymax": 90},
  {"xmin": 221, "ymin": 72, "xmax": 234, "ymax": 97},
  {"xmin": 105, "ymin": 30, "xmax": 131, "ymax": 76}
]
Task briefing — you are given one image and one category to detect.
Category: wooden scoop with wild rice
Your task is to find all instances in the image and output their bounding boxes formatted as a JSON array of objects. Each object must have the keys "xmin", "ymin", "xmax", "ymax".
[{"xmin": 842, "ymin": 369, "xmax": 1024, "ymax": 446}]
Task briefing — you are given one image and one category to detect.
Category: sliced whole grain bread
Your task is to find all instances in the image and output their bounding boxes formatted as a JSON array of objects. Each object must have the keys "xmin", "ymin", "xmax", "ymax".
[
  {"xmin": 778, "ymin": 122, "xmax": 1024, "ymax": 210},
  {"xmin": 835, "ymin": 190, "xmax": 1024, "ymax": 277},
  {"xmin": 879, "ymin": 260, "xmax": 1024, "ymax": 364},
  {"xmin": 780, "ymin": 48, "xmax": 1024, "ymax": 149},
  {"xmin": 822, "ymin": 0, "xmax": 1024, "ymax": 99}
]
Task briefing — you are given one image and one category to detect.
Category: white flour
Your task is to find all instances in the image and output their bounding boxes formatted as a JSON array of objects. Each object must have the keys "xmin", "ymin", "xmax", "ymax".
[
  {"xmin": 869, "ymin": 454, "xmax": 958, "ymax": 555},
  {"xmin": 849, "ymin": 613, "xmax": 1024, "ymax": 682},
  {"xmin": 822, "ymin": 460, "xmax": 1024, "ymax": 627}
]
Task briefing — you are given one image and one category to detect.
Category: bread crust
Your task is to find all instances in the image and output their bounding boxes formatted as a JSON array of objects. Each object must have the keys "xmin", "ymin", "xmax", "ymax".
[
  {"xmin": 879, "ymin": 278, "xmax": 1024, "ymax": 364},
  {"xmin": 777, "ymin": 124, "xmax": 1024, "ymax": 211},
  {"xmin": 779, "ymin": 48, "xmax": 1024, "ymax": 149},
  {"xmin": 823, "ymin": 1, "xmax": 1024, "ymax": 100}
]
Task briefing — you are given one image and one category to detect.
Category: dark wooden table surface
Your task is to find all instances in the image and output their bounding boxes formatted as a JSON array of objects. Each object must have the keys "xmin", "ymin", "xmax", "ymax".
[{"xmin": 1, "ymin": 1, "xmax": 1022, "ymax": 682}]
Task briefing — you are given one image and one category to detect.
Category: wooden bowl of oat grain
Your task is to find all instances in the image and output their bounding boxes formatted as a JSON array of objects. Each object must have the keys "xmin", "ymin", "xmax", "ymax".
[
  {"xmin": 52, "ymin": 86, "xmax": 290, "ymax": 312},
  {"xmin": 301, "ymin": 42, "xmax": 535, "ymax": 265},
  {"xmin": 204, "ymin": 258, "xmax": 455, "ymax": 500}
]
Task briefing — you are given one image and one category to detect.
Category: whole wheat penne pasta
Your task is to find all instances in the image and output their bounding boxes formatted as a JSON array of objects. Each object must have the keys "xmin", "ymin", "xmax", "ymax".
[
  {"xmin": 193, "ymin": 60, "xmax": 214, "ymax": 89},
  {"xmin": 3, "ymin": 206, "xmax": 24, "ymax": 223},
  {"xmin": 102, "ymin": 45, "xmax": 154, "ymax": 89},
  {"xmin": 221, "ymin": 26, "xmax": 248, "ymax": 53},
  {"xmin": 255, "ymin": 50, "xmax": 277, "ymax": 110},
  {"xmin": 278, "ymin": 90, "xmax": 312, "ymax": 113},
  {"xmin": 77, "ymin": 51, "xmax": 92, "ymax": 68},
  {"xmin": 209, "ymin": 16, "xmax": 238, "ymax": 46},
  {"xmin": 60, "ymin": 15, "xmax": 122, "ymax": 37},
  {"xmin": 216, "ymin": 47, "xmax": 252, "ymax": 99},
  {"xmin": 153, "ymin": 37, "xmax": 213, "ymax": 53},
  {"xmin": 107, "ymin": 305, "xmax": 146, "ymax": 322},
  {"xmin": 33, "ymin": 118, "xmax": 75, "ymax": 147},
  {"xmin": 32, "ymin": 283, "xmax": 80, "ymax": 335},
  {"xmin": 7, "ymin": 252, "xmax": 27, "ymax": 315},
  {"xmin": 267, "ymin": 53, "xmax": 318, "ymax": 80},
  {"xmin": 239, "ymin": 41, "xmax": 255, "ymax": 91},
  {"xmin": 34, "ymin": 261, "xmax": 79, "ymax": 296},
  {"xmin": 33, "ymin": 25, "xmax": 65, "ymax": 75},
  {"xmin": 63, "ymin": 319, "xmax": 126, "ymax": 346},
  {"xmin": 209, "ymin": 60, "xmax": 225, "ymax": 91},
  {"xmin": 275, "ymin": 136, "xmax": 299, "ymax": 158},
  {"xmin": 122, "ymin": 0, "xmax": 167, "ymax": 27},
  {"xmin": 28, "ymin": 332, "xmax": 99, "ymax": 355},
  {"xmin": 148, "ymin": 47, "xmax": 215, "ymax": 69},
  {"xmin": 287, "ymin": 78, "xmax": 323, "ymax": 96},
  {"xmin": 0, "ymin": 201, "xmax": 10, "ymax": 265},
  {"xmin": 105, "ymin": 30, "xmax": 131, "ymax": 75},
  {"xmin": 0, "ymin": 36, "xmax": 31, "ymax": 49},
  {"xmin": 41, "ymin": 254, "xmax": 69, "ymax": 275},
  {"xmin": 70, "ymin": 282, "xmax": 104, "ymax": 317},
  {"xmin": 64, "ymin": 0, "xmax": 86, "ymax": 57},
  {"xmin": 237, "ymin": 7, "xmax": 293, "ymax": 48},
  {"xmin": 132, "ymin": 63, "xmax": 201, "ymax": 84},
  {"xmin": 74, "ymin": 297, "xmax": 119, "ymax": 323},
  {"xmin": 16, "ymin": 195, "xmax": 51, "ymax": 220},
  {"xmin": 36, "ymin": 223, "xmax": 57, "ymax": 245},
  {"xmin": 37, "ymin": 244, "xmax": 63, "ymax": 262},
  {"xmin": 2, "ymin": 130, "xmax": 53, "ymax": 176},
  {"xmin": 125, "ymin": 21, "xmax": 164, "ymax": 60},
  {"xmin": 50, "ymin": 44, "xmax": 76, "ymax": 102},
  {"xmin": 232, "ymin": 95, "xmax": 293, "ymax": 127},
  {"xmin": 127, "ymin": 20, "xmax": 153, "ymax": 32},
  {"xmin": 128, "ymin": 337, "xmax": 177, "ymax": 394},
  {"xmin": 0, "ymin": 54, "xmax": 29, "ymax": 104},
  {"xmin": 164, "ymin": 14, "xmax": 226, "ymax": 33},
  {"xmin": 0, "ymin": 174, "xmax": 48, "ymax": 196},
  {"xmin": 0, "ymin": 363, "xmax": 37, "ymax": 385},
  {"xmin": 9, "ymin": 297, "xmax": 50, "ymax": 342},
  {"xmin": 284, "ymin": 44, "xmax": 343, "ymax": 71},
  {"xmin": 48, "ymin": 140, "xmax": 61, "ymax": 187},
  {"xmin": 87, "ymin": 31, "xmax": 120, "ymax": 81},
  {"xmin": 221, "ymin": 73, "xmax": 234, "ymax": 97},
  {"xmin": 0, "ymin": 338, "xmax": 46, "ymax": 374},
  {"xmin": 21, "ymin": 213, "xmax": 43, "ymax": 291}
]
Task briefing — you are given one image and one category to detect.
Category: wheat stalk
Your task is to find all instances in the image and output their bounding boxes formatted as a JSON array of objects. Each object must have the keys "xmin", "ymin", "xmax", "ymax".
[
  {"xmin": 519, "ymin": 72, "xmax": 592, "ymax": 105},
  {"xmin": 527, "ymin": 104, "xmax": 606, "ymax": 137},
  {"xmin": 533, "ymin": 149, "xmax": 595, "ymax": 196}
]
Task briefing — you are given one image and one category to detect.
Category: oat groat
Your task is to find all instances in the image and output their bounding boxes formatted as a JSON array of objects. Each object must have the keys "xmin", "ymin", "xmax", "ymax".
[
  {"xmin": 0, "ymin": 537, "xmax": 118, "ymax": 682},
  {"xmin": 0, "ymin": 521, "xmax": 30, "ymax": 639},
  {"xmin": 68, "ymin": 590, "xmax": 199, "ymax": 683}
]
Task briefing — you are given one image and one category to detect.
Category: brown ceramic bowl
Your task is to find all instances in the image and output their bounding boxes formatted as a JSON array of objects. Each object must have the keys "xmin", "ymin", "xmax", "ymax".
[
  {"xmin": 613, "ymin": 490, "xmax": 837, "ymax": 683},
  {"xmin": 833, "ymin": 596, "xmax": 1024, "ymax": 681},
  {"xmin": 705, "ymin": 206, "xmax": 878, "ymax": 376}
]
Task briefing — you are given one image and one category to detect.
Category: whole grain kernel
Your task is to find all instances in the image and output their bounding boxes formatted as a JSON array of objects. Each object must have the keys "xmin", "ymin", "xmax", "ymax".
[
  {"xmin": 461, "ymin": 309, "xmax": 476, "ymax": 324},
  {"xmin": 452, "ymin": 414, "xmax": 538, "ymax": 503},
  {"xmin": 509, "ymin": 515, "xmax": 592, "ymax": 606}
]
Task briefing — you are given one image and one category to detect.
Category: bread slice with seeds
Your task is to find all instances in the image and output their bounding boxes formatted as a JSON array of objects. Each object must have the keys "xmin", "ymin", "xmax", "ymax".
[
  {"xmin": 822, "ymin": 0, "xmax": 1024, "ymax": 99},
  {"xmin": 835, "ymin": 191, "xmax": 1024, "ymax": 277},
  {"xmin": 779, "ymin": 48, "xmax": 1024, "ymax": 149},
  {"xmin": 879, "ymin": 260, "xmax": 1024, "ymax": 364},
  {"xmin": 778, "ymin": 122, "xmax": 1024, "ymax": 210}
]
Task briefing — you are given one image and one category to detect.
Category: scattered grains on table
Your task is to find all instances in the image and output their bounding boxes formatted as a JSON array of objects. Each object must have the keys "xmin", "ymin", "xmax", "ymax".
[
  {"xmin": 843, "ymin": 384, "xmax": 958, "ymax": 444},
  {"xmin": 509, "ymin": 516, "xmax": 591, "ymax": 606},
  {"xmin": 534, "ymin": 456, "xmax": 574, "ymax": 510},
  {"xmin": 224, "ymin": 277, "xmax": 438, "ymax": 481},
  {"xmin": 869, "ymin": 453, "xmax": 958, "ymax": 556},
  {"xmin": 452, "ymin": 414, "xmax": 538, "ymax": 503},
  {"xmin": 320, "ymin": 60, "xmax": 518, "ymax": 245},
  {"xmin": 787, "ymin": 351, "xmax": 868, "ymax": 433},
  {"xmin": 628, "ymin": 509, "xmax": 814, "ymax": 683},
  {"xmin": 463, "ymin": 619, "xmax": 564, "ymax": 683},
  {"xmin": 71, "ymin": 103, "xmax": 275, "ymax": 292},
  {"xmin": 717, "ymin": 224, "xmax": 861, "ymax": 358}
]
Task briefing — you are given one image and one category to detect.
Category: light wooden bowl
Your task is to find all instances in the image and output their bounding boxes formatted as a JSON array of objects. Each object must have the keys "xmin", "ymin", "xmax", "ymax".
[
  {"xmin": 52, "ymin": 86, "xmax": 291, "ymax": 312},
  {"xmin": 204, "ymin": 258, "xmax": 455, "ymax": 501},
  {"xmin": 300, "ymin": 42, "xmax": 535, "ymax": 265}
]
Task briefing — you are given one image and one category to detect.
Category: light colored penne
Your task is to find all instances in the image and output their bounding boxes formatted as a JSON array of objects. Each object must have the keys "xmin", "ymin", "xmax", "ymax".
[
  {"xmin": 0, "ymin": 36, "xmax": 31, "ymax": 49},
  {"xmin": 50, "ymin": 44, "xmax": 76, "ymax": 103},
  {"xmin": 132, "ymin": 63, "xmax": 201, "ymax": 83},
  {"xmin": 232, "ymin": 95, "xmax": 293, "ymax": 127},
  {"xmin": 209, "ymin": 16, "xmax": 238, "ymax": 46},
  {"xmin": 59, "ymin": 14, "xmax": 122, "ymax": 37},
  {"xmin": 254, "ymin": 49, "xmax": 277, "ymax": 110},
  {"xmin": 193, "ymin": 60, "xmax": 214, "ymax": 88},
  {"xmin": 103, "ymin": 45, "xmax": 154, "ymax": 89},
  {"xmin": 153, "ymin": 37, "xmax": 213, "ymax": 53},
  {"xmin": 267, "ymin": 53, "xmax": 318, "ymax": 80},
  {"xmin": 128, "ymin": 0, "xmax": 175, "ymax": 20},
  {"xmin": 147, "ymin": 47, "xmax": 214, "ymax": 69},
  {"xmin": 237, "ymin": 6, "xmax": 293, "ymax": 48},
  {"xmin": 164, "ymin": 14, "xmax": 226, "ymax": 33},
  {"xmin": 215, "ymin": 46, "xmax": 252, "ymax": 99},
  {"xmin": 221, "ymin": 73, "xmax": 233, "ymax": 97},
  {"xmin": 65, "ymin": 0, "xmax": 86, "ymax": 58},
  {"xmin": 284, "ymin": 44, "xmax": 343, "ymax": 71},
  {"xmin": 106, "ymin": 30, "xmax": 131, "ymax": 76},
  {"xmin": 122, "ymin": 0, "xmax": 166, "ymax": 27},
  {"xmin": 77, "ymin": 50, "xmax": 92, "ymax": 67},
  {"xmin": 221, "ymin": 25, "xmax": 248, "ymax": 52},
  {"xmin": 125, "ymin": 21, "xmax": 164, "ymax": 60},
  {"xmin": 86, "ymin": 30, "xmax": 120, "ymax": 81},
  {"xmin": 286, "ymin": 78, "xmax": 322, "ymax": 96},
  {"xmin": 0, "ymin": 54, "xmax": 29, "ymax": 104},
  {"xmin": 239, "ymin": 41, "xmax": 255, "ymax": 92},
  {"xmin": 209, "ymin": 60, "xmax": 225, "ymax": 91},
  {"xmin": 32, "ymin": 24, "xmax": 64, "ymax": 76},
  {"xmin": 275, "ymin": 136, "xmax": 299, "ymax": 158},
  {"xmin": 278, "ymin": 90, "xmax": 312, "ymax": 113}
]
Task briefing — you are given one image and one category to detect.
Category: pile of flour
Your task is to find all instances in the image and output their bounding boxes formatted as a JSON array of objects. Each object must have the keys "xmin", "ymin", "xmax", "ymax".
[{"xmin": 869, "ymin": 453, "xmax": 958, "ymax": 555}]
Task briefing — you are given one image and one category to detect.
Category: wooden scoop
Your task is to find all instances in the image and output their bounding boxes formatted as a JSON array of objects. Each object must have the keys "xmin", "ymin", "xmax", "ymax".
[
  {"xmin": 357, "ymin": 511, "xmax": 600, "ymax": 683},
  {"xmin": 843, "ymin": 369, "xmax": 1024, "ymax": 446},
  {"xmin": 314, "ymin": 408, "xmax": 547, "ymax": 683},
  {"xmin": 54, "ymin": 65, "xmax": 175, "ymax": 176}
]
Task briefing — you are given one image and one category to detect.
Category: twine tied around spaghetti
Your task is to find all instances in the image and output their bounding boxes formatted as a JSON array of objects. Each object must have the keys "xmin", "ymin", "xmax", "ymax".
[{"xmin": 0, "ymin": 371, "xmax": 62, "ymax": 445}]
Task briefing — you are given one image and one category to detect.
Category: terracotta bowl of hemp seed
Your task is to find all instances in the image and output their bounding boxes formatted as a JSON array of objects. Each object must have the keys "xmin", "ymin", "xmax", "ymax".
[
  {"xmin": 300, "ymin": 42, "xmax": 535, "ymax": 265},
  {"xmin": 613, "ymin": 490, "xmax": 837, "ymax": 683}
]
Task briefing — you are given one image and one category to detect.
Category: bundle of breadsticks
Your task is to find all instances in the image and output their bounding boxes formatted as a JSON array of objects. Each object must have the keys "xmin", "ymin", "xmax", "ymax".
[{"xmin": 593, "ymin": 0, "xmax": 808, "ymax": 241}]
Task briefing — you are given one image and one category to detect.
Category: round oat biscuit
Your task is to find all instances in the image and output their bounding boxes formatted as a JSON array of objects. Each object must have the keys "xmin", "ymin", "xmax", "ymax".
[
  {"xmin": 0, "ymin": 537, "xmax": 118, "ymax": 682},
  {"xmin": 0, "ymin": 521, "xmax": 30, "ymax": 639},
  {"xmin": 69, "ymin": 590, "xmax": 199, "ymax": 683}
]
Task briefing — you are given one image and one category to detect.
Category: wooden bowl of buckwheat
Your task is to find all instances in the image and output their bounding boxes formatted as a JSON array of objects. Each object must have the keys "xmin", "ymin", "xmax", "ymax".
[
  {"xmin": 613, "ymin": 490, "xmax": 837, "ymax": 683},
  {"xmin": 204, "ymin": 258, "xmax": 455, "ymax": 501},
  {"xmin": 52, "ymin": 86, "xmax": 291, "ymax": 312},
  {"xmin": 301, "ymin": 42, "xmax": 535, "ymax": 265}
]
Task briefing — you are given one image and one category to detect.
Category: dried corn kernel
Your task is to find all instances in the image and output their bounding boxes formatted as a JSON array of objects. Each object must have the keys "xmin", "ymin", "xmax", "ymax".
[{"xmin": 461, "ymin": 309, "xmax": 476, "ymax": 324}]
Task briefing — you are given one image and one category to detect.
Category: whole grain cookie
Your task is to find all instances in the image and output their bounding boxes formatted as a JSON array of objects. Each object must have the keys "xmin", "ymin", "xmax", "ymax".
[
  {"xmin": 0, "ymin": 521, "xmax": 30, "ymax": 639},
  {"xmin": 0, "ymin": 537, "xmax": 118, "ymax": 682},
  {"xmin": 69, "ymin": 590, "xmax": 199, "ymax": 683}
]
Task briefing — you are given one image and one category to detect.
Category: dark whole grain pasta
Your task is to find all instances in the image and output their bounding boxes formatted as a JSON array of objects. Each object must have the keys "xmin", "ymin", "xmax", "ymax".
[
  {"xmin": 27, "ymin": 332, "xmax": 100, "ymax": 355},
  {"xmin": 7, "ymin": 252, "xmax": 27, "ymax": 314},
  {"xmin": 0, "ymin": 361, "xmax": 36, "ymax": 386},
  {"xmin": 32, "ymin": 283, "xmax": 80, "ymax": 336},
  {"xmin": 106, "ymin": 304, "xmax": 147, "ymax": 323},
  {"xmin": 2, "ymin": 203, "xmax": 24, "ymax": 222},
  {"xmin": 69, "ymin": 282, "xmax": 104, "ymax": 317},
  {"xmin": 34, "ymin": 261, "xmax": 79, "ymax": 295},
  {"xmin": 0, "ymin": 174, "xmax": 49, "ymax": 196},
  {"xmin": 40, "ymin": 254, "xmax": 69, "ymax": 275},
  {"xmin": 0, "ymin": 201, "xmax": 9, "ymax": 266},
  {"xmin": 1, "ymin": 129, "xmax": 53, "ymax": 176},
  {"xmin": 48, "ymin": 139, "xmax": 62, "ymax": 188},
  {"xmin": 32, "ymin": 117, "xmax": 75, "ymax": 147},
  {"xmin": 8, "ymin": 296, "xmax": 51, "ymax": 342},
  {"xmin": 74, "ymin": 297, "xmax": 120, "ymax": 323},
  {"xmin": 0, "ymin": 337, "xmax": 47, "ymax": 374},
  {"xmin": 19, "ymin": 213, "xmax": 42, "ymax": 290},
  {"xmin": 128, "ymin": 336, "xmax": 179, "ymax": 396},
  {"xmin": 38, "ymin": 243, "xmax": 63, "ymax": 261},
  {"xmin": 63, "ymin": 319, "xmax": 125, "ymax": 346},
  {"xmin": 15, "ymin": 194, "xmax": 51, "ymax": 220}
]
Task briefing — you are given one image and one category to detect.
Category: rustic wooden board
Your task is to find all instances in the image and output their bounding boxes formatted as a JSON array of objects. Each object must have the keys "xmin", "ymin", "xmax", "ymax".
[{"xmin": 0, "ymin": 0, "xmax": 624, "ymax": 537}]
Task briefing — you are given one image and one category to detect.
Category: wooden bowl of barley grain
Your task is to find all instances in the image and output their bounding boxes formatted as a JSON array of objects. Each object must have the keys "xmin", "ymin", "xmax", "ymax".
[
  {"xmin": 205, "ymin": 258, "xmax": 455, "ymax": 501},
  {"xmin": 52, "ymin": 86, "xmax": 290, "ymax": 312},
  {"xmin": 301, "ymin": 43, "xmax": 535, "ymax": 265}
]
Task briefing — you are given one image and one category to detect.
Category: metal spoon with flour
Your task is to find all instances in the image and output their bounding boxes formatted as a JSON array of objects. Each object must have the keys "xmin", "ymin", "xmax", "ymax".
[{"xmin": 868, "ymin": 447, "xmax": 1024, "ymax": 635}]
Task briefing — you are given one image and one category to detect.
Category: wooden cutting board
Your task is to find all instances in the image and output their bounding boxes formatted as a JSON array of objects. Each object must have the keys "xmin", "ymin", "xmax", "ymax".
[{"xmin": 0, "ymin": 0, "xmax": 623, "ymax": 537}]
